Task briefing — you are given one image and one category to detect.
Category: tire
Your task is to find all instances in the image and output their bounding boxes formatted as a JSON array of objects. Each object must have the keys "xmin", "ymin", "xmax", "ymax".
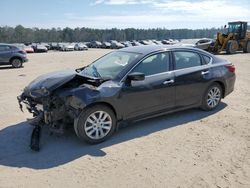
[
  {"xmin": 243, "ymin": 40, "xmax": 250, "ymax": 53},
  {"xmin": 74, "ymin": 105, "xmax": 117, "ymax": 144},
  {"xmin": 226, "ymin": 40, "xmax": 238, "ymax": 54},
  {"xmin": 11, "ymin": 58, "xmax": 23, "ymax": 68},
  {"xmin": 201, "ymin": 83, "xmax": 222, "ymax": 111}
]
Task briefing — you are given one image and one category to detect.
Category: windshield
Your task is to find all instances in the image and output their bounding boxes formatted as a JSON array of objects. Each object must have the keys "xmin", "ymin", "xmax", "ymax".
[
  {"xmin": 228, "ymin": 23, "xmax": 241, "ymax": 33},
  {"xmin": 80, "ymin": 51, "xmax": 141, "ymax": 79}
]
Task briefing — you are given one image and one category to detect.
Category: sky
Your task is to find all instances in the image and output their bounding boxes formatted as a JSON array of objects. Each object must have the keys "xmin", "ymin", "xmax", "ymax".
[{"xmin": 1, "ymin": 0, "xmax": 250, "ymax": 29}]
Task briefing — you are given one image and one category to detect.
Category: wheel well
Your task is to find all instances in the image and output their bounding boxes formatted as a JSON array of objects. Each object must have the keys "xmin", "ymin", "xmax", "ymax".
[
  {"xmin": 9, "ymin": 56, "xmax": 23, "ymax": 63},
  {"xmin": 214, "ymin": 81, "xmax": 225, "ymax": 98},
  {"xmin": 86, "ymin": 102, "xmax": 117, "ymax": 118}
]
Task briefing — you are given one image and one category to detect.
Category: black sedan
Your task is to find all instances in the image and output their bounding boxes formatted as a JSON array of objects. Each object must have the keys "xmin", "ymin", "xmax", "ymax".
[{"xmin": 18, "ymin": 45, "xmax": 235, "ymax": 147}]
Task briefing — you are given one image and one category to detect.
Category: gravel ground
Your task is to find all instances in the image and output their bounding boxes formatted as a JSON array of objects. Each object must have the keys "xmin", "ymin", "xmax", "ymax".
[{"xmin": 0, "ymin": 49, "xmax": 249, "ymax": 188}]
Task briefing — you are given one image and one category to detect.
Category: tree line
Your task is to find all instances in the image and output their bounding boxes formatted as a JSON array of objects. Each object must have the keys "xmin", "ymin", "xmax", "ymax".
[{"xmin": 0, "ymin": 25, "xmax": 228, "ymax": 43}]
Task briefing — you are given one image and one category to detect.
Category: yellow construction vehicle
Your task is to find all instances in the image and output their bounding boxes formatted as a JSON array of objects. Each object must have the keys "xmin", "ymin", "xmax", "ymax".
[{"xmin": 209, "ymin": 21, "xmax": 250, "ymax": 54}]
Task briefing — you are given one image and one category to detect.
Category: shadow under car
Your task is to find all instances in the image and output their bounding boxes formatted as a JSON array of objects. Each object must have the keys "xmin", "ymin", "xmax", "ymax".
[{"xmin": 0, "ymin": 103, "xmax": 227, "ymax": 169}]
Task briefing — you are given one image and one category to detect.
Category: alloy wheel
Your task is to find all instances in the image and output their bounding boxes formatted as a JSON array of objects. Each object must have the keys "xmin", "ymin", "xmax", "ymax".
[
  {"xmin": 207, "ymin": 87, "xmax": 221, "ymax": 108},
  {"xmin": 84, "ymin": 111, "xmax": 112, "ymax": 140}
]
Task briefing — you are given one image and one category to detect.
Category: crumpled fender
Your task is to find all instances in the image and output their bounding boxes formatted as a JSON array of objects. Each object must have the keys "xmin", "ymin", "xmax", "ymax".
[{"xmin": 58, "ymin": 80, "xmax": 121, "ymax": 115}]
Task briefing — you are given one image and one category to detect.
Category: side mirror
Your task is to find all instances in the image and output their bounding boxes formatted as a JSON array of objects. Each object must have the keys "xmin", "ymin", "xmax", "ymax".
[{"xmin": 127, "ymin": 72, "xmax": 145, "ymax": 81}]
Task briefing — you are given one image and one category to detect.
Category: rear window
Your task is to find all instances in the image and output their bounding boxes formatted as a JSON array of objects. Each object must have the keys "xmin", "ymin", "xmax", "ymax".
[{"xmin": 173, "ymin": 51, "xmax": 202, "ymax": 70}]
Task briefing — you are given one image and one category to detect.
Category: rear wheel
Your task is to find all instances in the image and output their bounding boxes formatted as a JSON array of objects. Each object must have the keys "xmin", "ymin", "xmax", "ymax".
[
  {"xmin": 11, "ymin": 58, "xmax": 23, "ymax": 68},
  {"xmin": 243, "ymin": 40, "xmax": 250, "ymax": 53},
  {"xmin": 74, "ymin": 105, "xmax": 117, "ymax": 144},
  {"xmin": 226, "ymin": 40, "xmax": 238, "ymax": 54},
  {"xmin": 201, "ymin": 83, "xmax": 222, "ymax": 111}
]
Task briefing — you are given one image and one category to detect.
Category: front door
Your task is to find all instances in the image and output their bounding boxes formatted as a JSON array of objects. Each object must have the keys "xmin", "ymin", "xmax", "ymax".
[{"xmin": 120, "ymin": 52, "xmax": 175, "ymax": 120}]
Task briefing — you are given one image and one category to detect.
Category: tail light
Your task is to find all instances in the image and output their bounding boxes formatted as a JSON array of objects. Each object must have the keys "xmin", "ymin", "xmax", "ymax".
[{"xmin": 225, "ymin": 64, "xmax": 235, "ymax": 73}]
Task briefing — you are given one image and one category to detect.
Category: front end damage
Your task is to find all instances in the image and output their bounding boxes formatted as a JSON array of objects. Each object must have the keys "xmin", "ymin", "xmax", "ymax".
[
  {"xmin": 17, "ymin": 70, "xmax": 104, "ymax": 151},
  {"xmin": 18, "ymin": 94, "xmax": 74, "ymax": 132},
  {"xmin": 18, "ymin": 90, "xmax": 79, "ymax": 151}
]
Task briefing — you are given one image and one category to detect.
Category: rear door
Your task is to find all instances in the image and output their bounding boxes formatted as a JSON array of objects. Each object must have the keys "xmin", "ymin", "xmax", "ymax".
[
  {"xmin": 120, "ymin": 52, "xmax": 175, "ymax": 119},
  {"xmin": 172, "ymin": 50, "xmax": 211, "ymax": 107}
]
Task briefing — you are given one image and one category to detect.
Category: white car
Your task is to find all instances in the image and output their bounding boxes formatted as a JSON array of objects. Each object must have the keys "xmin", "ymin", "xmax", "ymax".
[
  {"xmin": 61, "ymin": 43, "xmax": 75, "ymax": 51},
  {"xmin": 177, "ymin": 38, "xmax": 214, "ymax": 50},
  {"xmin": 74, "ymin": 43, "xmax": 88, "ymax": 50}
]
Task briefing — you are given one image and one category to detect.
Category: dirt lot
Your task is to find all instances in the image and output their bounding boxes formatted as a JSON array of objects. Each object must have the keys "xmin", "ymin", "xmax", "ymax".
[{"xmin": 0, "ymin": 49, "xmax": 250, "ymax": 188}]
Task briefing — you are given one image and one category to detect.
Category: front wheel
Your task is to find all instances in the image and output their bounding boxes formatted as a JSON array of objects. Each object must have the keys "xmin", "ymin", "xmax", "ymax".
[
  {"xmin": 201, "ymin": 83, "xmax": 222, "ymax": 111},
  {"xmin": 74, "ymin": 105, "xmax": 117, "ymax": 144}
]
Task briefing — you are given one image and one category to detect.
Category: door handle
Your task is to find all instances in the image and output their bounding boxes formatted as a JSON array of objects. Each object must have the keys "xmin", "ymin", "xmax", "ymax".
[
  {"xmin": 163, "ymin": 79, "xmax": 174, "ymax": 85},
  {"xmin": 201, "ymin": 70, "xmax": 209, "ymax": 75}
]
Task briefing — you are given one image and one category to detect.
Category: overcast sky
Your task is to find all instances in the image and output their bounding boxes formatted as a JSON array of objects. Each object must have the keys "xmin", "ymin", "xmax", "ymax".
[{"xmin": 1, "ymin": 0, "xmax": 250, "ymax": 29}]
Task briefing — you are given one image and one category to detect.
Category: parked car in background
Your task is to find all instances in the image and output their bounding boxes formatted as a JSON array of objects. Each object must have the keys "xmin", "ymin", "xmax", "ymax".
[
  {"xmin": 101, "ymin": 42, "xmax": 111, "ymax": 49},
  {"xmin": 13, "ymin": 43, "xmax": 34, "ymax": 53},
  {"xmin": 0, "ymin": 43, "xmax": 28, "ymax": 68},
  {"xmin": 18, "ymin": 45, "xmax": 235, "ymax": 145},
  {"xmin": 57, "ymin": 43, "xmax": 65, "ymax": 51},
  {"xmin": 121, "ymin": 41, "xmax": 132, "ymax": 47},
  {"xmin": 60, "ymin": 43, "xmax": 75, "ymax": 51},
  {"xmin": 111, "ymin": 41, "xmax": 125, "ymax": 49},
  {"xmin": 89, "ymin": 41, "xmax": 102, "ymax": 48},
  {"xmin": 50, "ymin": 42, "xmax": 59, "ymax": 50},
  {"xmin": 162, "ymin": 39, "xmax": 171, "ymax": 45},
  {"xmin": 24, "ymin": 45, "xmax": 34, "ymax": 53},
  {"xmin": 147, "ymin": 40, "xmax": 157, "ymax": 45},
  {"xmin": 131, "ymin": 41, "xmax": 142, "ymax": 46},
  {"xmin": 32, "ymin": 44, "xmax": 48, "ymax": 53},
  {"xmin": 140, "ymin": 40, "xmax": 151, "ymax": 45},
  {"xmin": 152, "ymin": 40, "xmax": 163, "ymax": 45},
  {"xmin": 40, "ymin": 43, "xmax": 50, "ymax": 50},
  {"xmin": 74, "ymin": 43, "xmax": 88, "ymax": 50},
  {"xmin": 177, "ymin": 38, "xmax": 214, "ymax": 51},
  {"xmin": 162, "ymin": 39, "xmax": 178, "ymax": 45}
]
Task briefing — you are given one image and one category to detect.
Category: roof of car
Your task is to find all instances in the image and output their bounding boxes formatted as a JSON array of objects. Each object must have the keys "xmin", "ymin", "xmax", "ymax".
[
  {"xmin": 0, "ymin": 43, "xmax": 17, "ymax": 46},
  {"xmin": 118, "ymin": 45, "xmax": 211, "ymax": 55}
]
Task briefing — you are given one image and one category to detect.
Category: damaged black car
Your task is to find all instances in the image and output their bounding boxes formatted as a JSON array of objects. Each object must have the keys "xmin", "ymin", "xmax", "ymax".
[{"xmin": 18, "ymin": 45, "xmax": 235, "ymax": 150}]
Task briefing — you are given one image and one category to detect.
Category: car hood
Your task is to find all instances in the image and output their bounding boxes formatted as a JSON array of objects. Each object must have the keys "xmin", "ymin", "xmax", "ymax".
[{"xmin": 23, "ymin": 69, "xmax": 77, "ymax": 98}]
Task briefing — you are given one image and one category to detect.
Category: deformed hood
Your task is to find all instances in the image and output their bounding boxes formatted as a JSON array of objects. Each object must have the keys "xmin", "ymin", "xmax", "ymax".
[{"xmin": 23, "ymin": 69, "xmax": 77, "ymax": 98}]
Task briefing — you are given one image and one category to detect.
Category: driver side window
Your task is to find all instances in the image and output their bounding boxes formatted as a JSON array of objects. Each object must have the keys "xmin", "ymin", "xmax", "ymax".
[{"xmin": 132, "ymin": 52, "xmax": 170, "ymax": 76}]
